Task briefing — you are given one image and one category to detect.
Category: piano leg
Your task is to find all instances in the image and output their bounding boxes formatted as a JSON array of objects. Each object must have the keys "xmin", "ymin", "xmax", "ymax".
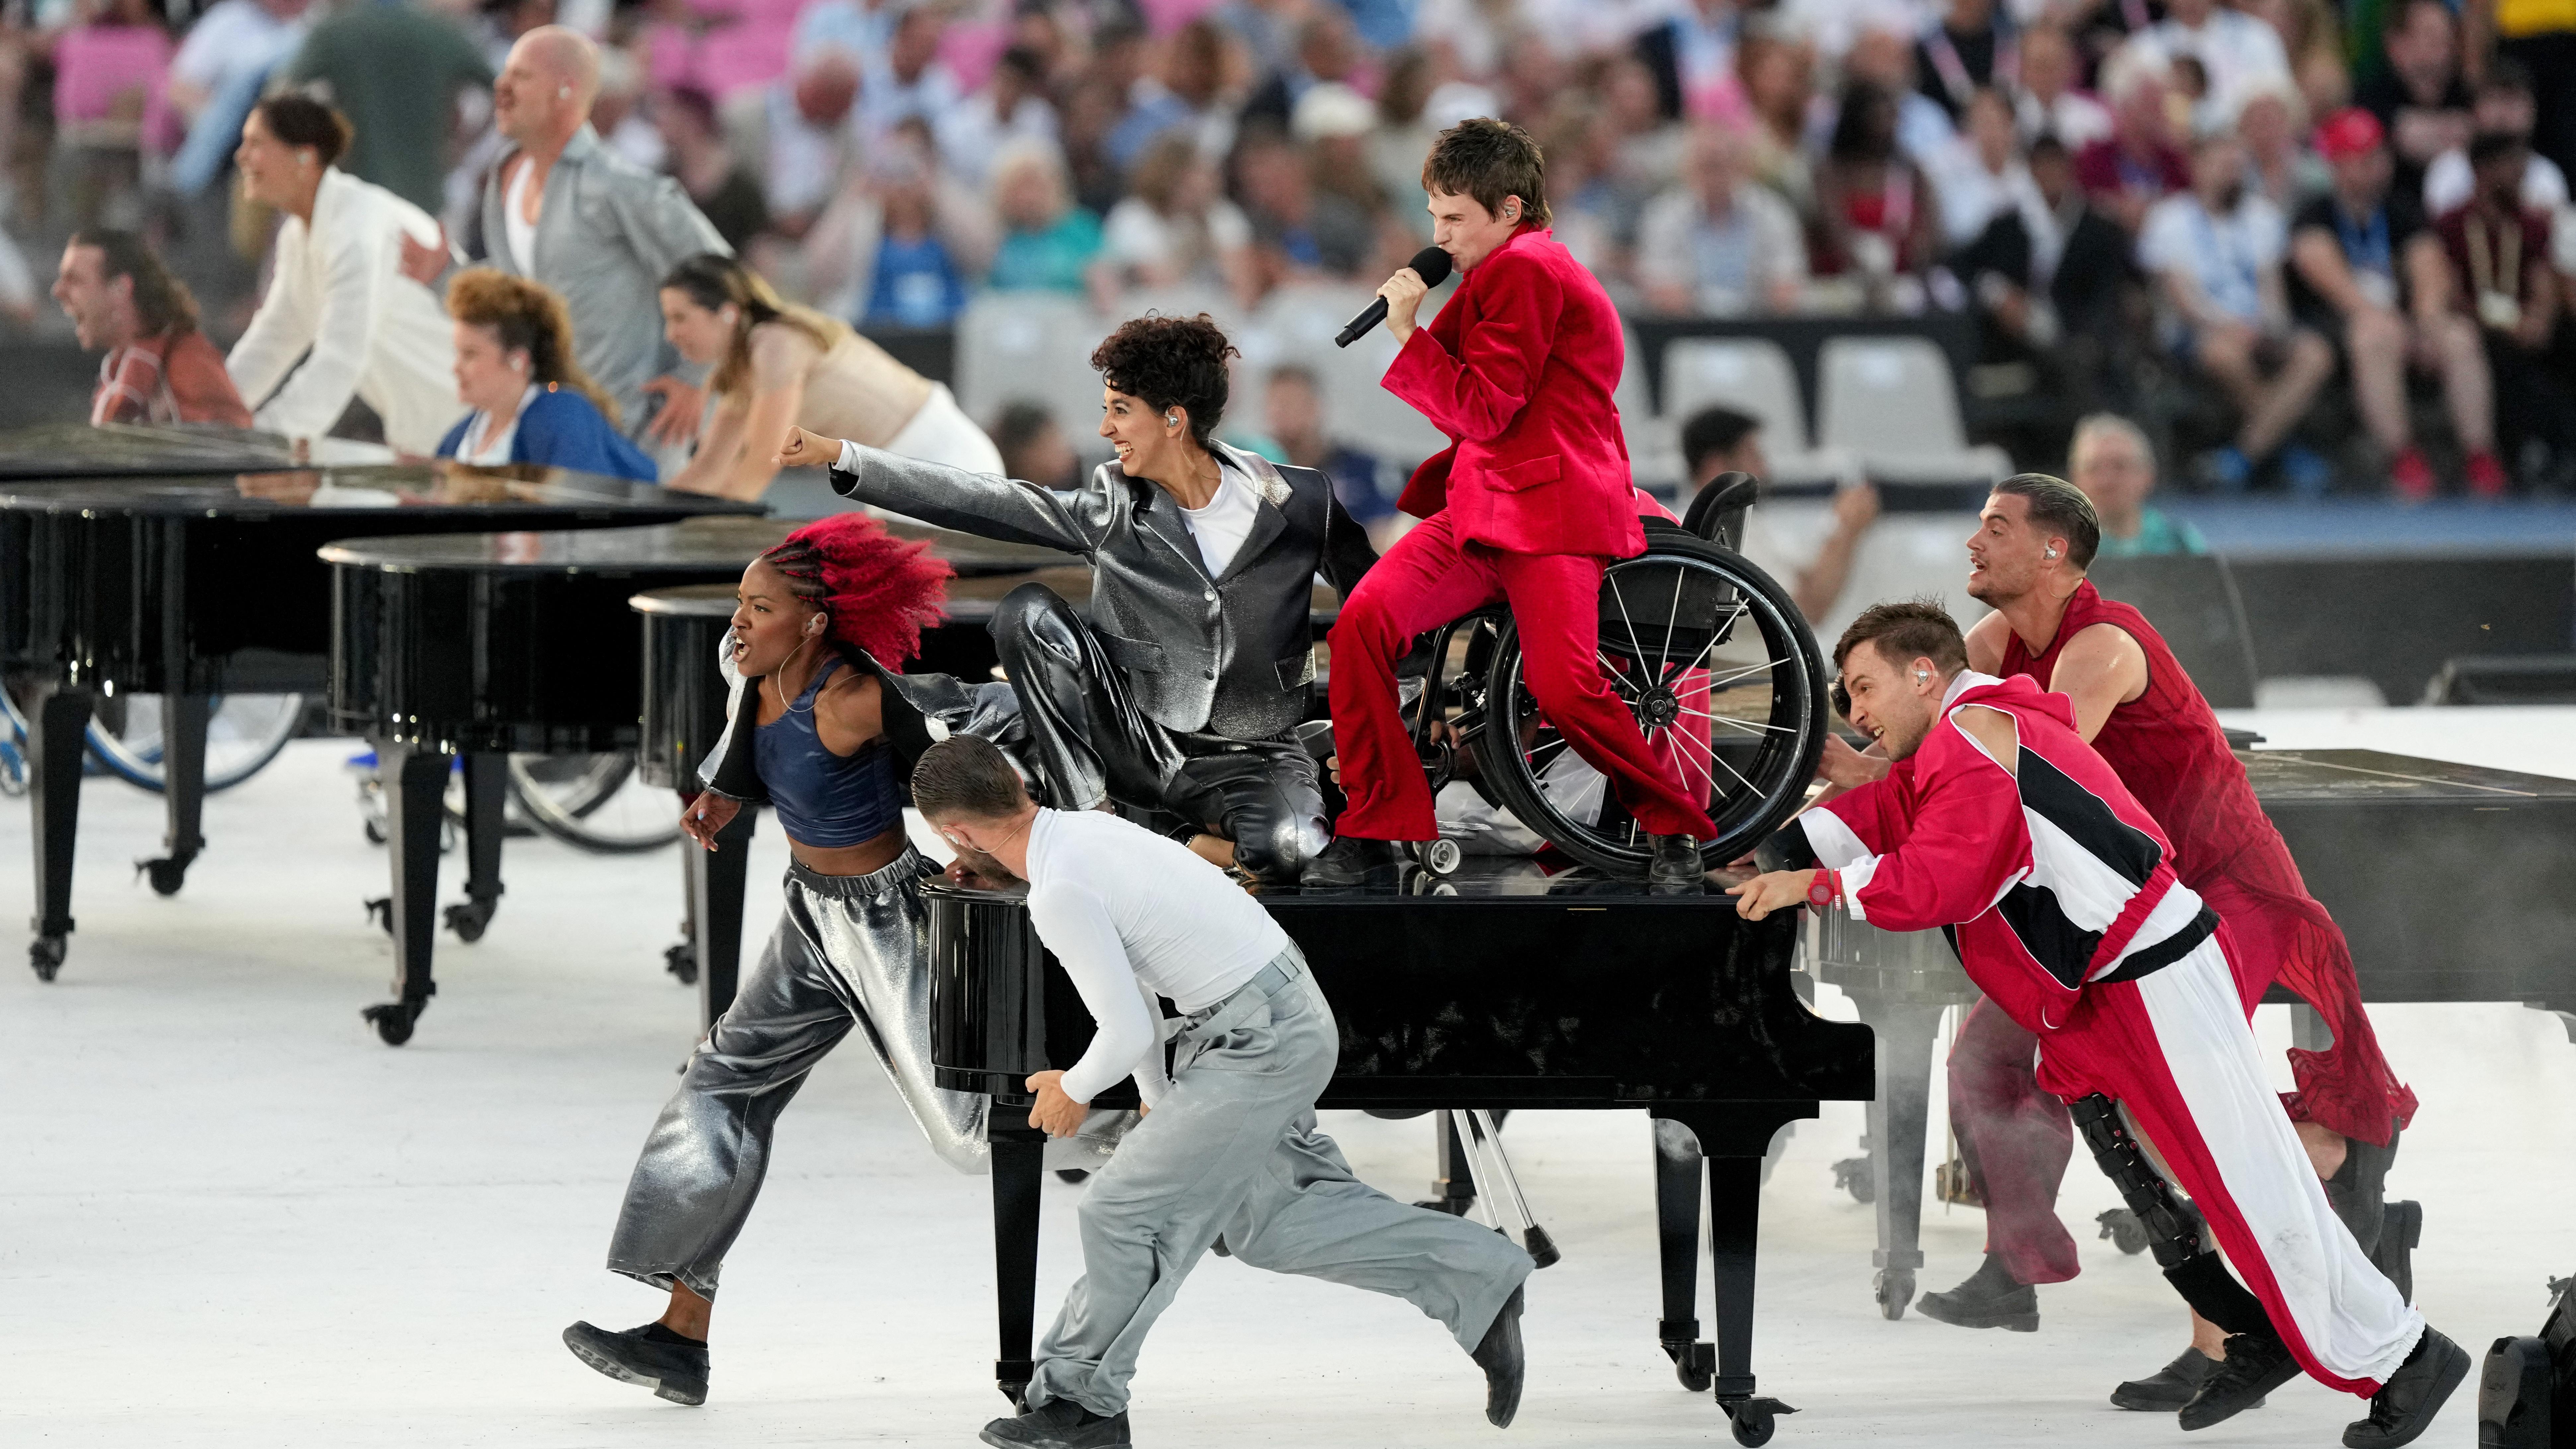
[
  {"xmin": 1670, "ymin": 1103, "xmax": 1811, "ymax": 1448},
  {"xmin": 26, "ymin": 682, "xmax": 92, "ymax": 980},
  {"xmin": 137, "ymin": 693, "xmax": 208, "ymax": 897},
  {"xmin": 1653, "ymin": 1116, "xmax": 1716, "ymax": 1392},
  {"xmin": 1429, "ymin": 1109, "xmax": 1478, "ymax": 1213},
  {"xmin": 1850, "ymin": 994, "xmax": 1946, "ymax": 1321},
  {"xmin": 444, "ymin": 751, "xmax": 507, "ymax": 942},
  {"xmin": 688, "ymin": 805, "xmax": 754, "ymax": 1028},
  {"xmin": 989, "ymin": 1100, "xmax": 1046, "ymax": 1409},
  {"xmin": 362, "ymin": 741, "xmax": 449, "ymax": 1046}
]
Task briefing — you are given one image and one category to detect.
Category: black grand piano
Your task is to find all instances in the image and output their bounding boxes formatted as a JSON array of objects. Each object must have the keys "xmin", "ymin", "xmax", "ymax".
[
  {"xmin": 923, "ymin": 872, "xmax": 1875, "ymax": 1447},
  {"xmin": 1824, "ymin": 745, "xmax": 2576, "ymax": 1318},
  {"xmin": 1, "ymin": 462, "xmax": 760, "ymax": 981},
  {"xmin": 330, "ymin": 517, "xmax": 1075, "ymax": 1043},
  {"xmin": 0, "ymin": 420, "xmax": 404, "ymax": 480}
]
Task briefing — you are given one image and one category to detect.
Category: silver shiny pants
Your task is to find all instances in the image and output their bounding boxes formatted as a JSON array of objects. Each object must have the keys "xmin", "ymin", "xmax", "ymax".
[
  {"xmin": 605, "ymin": 852, "xmax": 990, "ymax": 1300},
  {"xmin": 1028, "ymin": 947, "xmax": 1535, "ymax": 1416}
]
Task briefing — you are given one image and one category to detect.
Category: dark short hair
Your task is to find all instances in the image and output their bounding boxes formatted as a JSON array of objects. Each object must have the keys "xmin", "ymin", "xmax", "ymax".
[
  {"xmin": 2027, "ymin": 133, "xmax": 2071, "ymax": 164},
  {"xmin": 2470, "ymin": 128, "xmax": 2529, "ymax": 167},
  {"xmin": 911, "ymin": 735, "xmax": 1032, "ymax": 822},
  {"xmin": 68, "ymin": 229, "xmax": 198, "ymax": 336},
  {"xmin": 1266, "ymin": 362, "xmax": 1319, "ymax": 392},
  {"xmin": 1680, "ymin": 406, "xmax": 1758, "ymax": 477},
  {"xmin": 1421, "ymin": 117, "xmax": 1552, "ymax": 226},
  {"xmin": 2481, "ymin": 56, "xmax": 2534, "ymax": 101},
  {"xmin": 1992, "ymin": 472, "xmax": 2101, "ymax": 570},
  {"xmin": 1090, "ymin": 313, "xmax": 1236, "ymax": 448},
  {"xmin": 1833, "ymin": 599, "xmax": 1969, "ymax": 676},
  {"xmin": 253, "ymin": 93, "xmax": 354, "ymax": 168},
  {"xmin": 992, "ymin": 401, "xmax": 1057, "ymax": 456}
]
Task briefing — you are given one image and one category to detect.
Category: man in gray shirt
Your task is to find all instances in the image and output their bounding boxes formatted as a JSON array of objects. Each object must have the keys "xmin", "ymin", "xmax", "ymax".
[{"xmin": 914, "ymin": 735, "xmax": 1532, "ymax": 1449}]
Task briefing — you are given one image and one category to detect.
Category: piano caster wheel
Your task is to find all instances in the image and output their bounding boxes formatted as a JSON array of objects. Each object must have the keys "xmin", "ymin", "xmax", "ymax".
[
  {"xmin": 1666, "ymin": 1341, "xmax": 1714, "ymax": 1393},
  {"xmin": 1832, "ymin": 1155, "xmax": 1875, "ymax": 1204},
  {"xmin": 444, "ymin": 898, "xmax": 496, "ymax": 943},
  {"xmin": 1874, "ymin": 1267, "xmax": 1915, "ymax": 1320},
  {"xmin": 663, "ymin": 941, "xmax": 698, "ymax": 985},
  {"xmin": 1407, "ymin": 871, "xmax": 1458, "ymax": 897},
  {"xmin": 30, "ymin": 934, "xmax": 65, "ymax": 981},
  {"xmin": 1410, "ymin": 838, "xmax": 1462, "ymax": 877},
  {"xmin": 139, "ymin": 857, "xmax": 188, "ymax": 896},
  {"xmin": 1726, "ymin": 1397, "xmax": 1794, "ymax": 1447},
  {"xmin": 362, "ymin": 1000, "xmax": 421, "ymax": 1046},
  {"xmin": 364, "ymin": 897, "xmax": 394, "ymax": 936},
  {"xmin": 2097, "ymin": 1208, "xmax": 2151, "ymax": 1256}
]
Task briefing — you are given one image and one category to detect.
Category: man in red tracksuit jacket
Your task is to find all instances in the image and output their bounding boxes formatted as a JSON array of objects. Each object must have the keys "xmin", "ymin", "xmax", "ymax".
[
  {"xmin": 1729, "ymin": 601, "xmax": 2465, "ymax": 1449},
  {"xmin": 1308, "ymin": 118, "xmax": 1716, "ymax": 890}
]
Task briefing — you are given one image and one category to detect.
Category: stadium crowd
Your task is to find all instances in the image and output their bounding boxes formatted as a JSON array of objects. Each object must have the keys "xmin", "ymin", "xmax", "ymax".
[{"xmin": 2, "ymin": 0, "xmax": 2575, "ymax": 496}]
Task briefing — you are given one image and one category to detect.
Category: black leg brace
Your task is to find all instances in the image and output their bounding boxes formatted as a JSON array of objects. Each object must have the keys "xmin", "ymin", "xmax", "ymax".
[{"xmin": 2068, "ymin": 1094, "xmax": 2274, "ymax": 1337}]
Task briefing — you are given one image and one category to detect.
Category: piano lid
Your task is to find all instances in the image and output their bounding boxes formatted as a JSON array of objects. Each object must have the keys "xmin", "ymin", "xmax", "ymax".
[
  {"xmin": 321, "ymin": 516, "xmax": 799, "ymax": 573},
  {"xmin": 2241, "ymin": 747, "xmax": 2576, "ymax": 803},
  {"xmin": 0, "ymin": 463, "xmax": 767, "ymax": 517},
  {"xmin": 0, "ymin": 421, "xmax": 403, "ymax": 479},
  {"xmin": 923, "ymin": 856, "xmax": 1749, "ymax": 902}
]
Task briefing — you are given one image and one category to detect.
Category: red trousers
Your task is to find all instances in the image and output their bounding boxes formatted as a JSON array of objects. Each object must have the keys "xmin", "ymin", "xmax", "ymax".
[{"xmin": 1326, "ymin": 513, "xmax": 1717, "ymax": 841}]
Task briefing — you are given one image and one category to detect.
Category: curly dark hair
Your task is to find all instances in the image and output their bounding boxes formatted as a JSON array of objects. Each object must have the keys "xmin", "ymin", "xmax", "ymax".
[{"xmin": 1089, "ymin": 313, "xmax": 1237, "ymax": 449}]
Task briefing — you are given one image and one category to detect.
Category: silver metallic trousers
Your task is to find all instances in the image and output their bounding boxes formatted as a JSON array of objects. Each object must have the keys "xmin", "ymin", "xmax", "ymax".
[
  {"xmin": 606, "ymin": 853, "xmax": 1006, "ymax": 1300},
  {"xmin": 1028, "ymin": 947, "xmax": 1535, "ymax": 1416}
]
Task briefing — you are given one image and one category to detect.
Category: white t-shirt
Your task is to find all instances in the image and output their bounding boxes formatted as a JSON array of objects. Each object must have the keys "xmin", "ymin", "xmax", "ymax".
[
  {"xmin": 503, "ymin": 157, "xmax": 540, "ymax": 274},
  {"xmin": 1024, "ymin": 808, "xmax": 1295, "ymax": 1105},
  {"xmin": 2138, "ymin": 191, "xmax": 2284, "ymax": 327},
  {"xmin": 2129, "ymin": 14, "xmax": 2290, "ymax": 131},
  {"xmin": 2423, "ymin": 148, "xmax": 2569, "ymax": 219},
  {"xmin": 1178, "ymin": 464, "xmax": 1261, "ymax": 577},
  {"xmin": 456, "ymin": 385, "xmax": 538, "ymax": 465}
]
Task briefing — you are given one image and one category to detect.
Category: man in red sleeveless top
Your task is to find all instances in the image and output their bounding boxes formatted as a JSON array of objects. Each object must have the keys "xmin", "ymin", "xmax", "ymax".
[{"xmin": 1819, "ymin": 473, "xmax": 2417, "ymax": 1409}]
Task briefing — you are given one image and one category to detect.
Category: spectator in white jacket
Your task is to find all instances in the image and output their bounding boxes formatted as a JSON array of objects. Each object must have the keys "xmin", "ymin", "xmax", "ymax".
[{"xmin": 227, "ymin": 94, "xmax": 462, "ymax": 454}]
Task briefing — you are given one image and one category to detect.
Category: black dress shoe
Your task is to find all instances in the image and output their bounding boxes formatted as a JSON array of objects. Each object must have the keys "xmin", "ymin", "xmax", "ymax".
[
  {"xmin": 2111, "ymin": 1348, "xmax": 2238, "ymax": 1411},
  {"xmin": 2341, "ymin": 1326, "xmax": 2469, "ymax": 1448},
  {"xmin": 2179, "ymin": 1333, "xmax": 2301, "ymax": 1430},
  {"xmin": 1915, "ymin": 1253, "xmax": 2039, "ymax": 1332},
  {"xmin": 1647, "ymin": 834, "xmax": 1704, "ymax": 894},
  {"xmin": 562, "ymin": 1320, "xmax": 709, "ymax": 1405},
  {"xmin": 1469, "ymin": 1283, "xmax": 1526, "ymax": 1428},
  {"xmin": 2325, "ymin": 1125, "xmax": 2401, "ymax": 1256},
  {"xmin": 979, "ymin": 1396, "xmax": 1133, "ymax": 1448},
  {"xmin": 1302, "ymin": 836, "xmax": 1405, "ymax": 888},
  {"xmin": 2373, "ymin": 1200, "xmax": 2422, "ymax": 1304}
]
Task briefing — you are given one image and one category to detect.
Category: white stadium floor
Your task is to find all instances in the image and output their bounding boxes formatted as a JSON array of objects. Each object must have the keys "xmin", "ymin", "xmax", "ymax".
[{"xmin": 4, "ymin": 708, "xmax": 2571, "ymax": 1447}]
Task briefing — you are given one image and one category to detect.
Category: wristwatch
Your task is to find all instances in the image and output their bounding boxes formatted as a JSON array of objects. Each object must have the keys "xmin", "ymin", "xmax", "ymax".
[{"xmin": 1805, "ymin": 869, "xmax": 1838, "ymax": 913}]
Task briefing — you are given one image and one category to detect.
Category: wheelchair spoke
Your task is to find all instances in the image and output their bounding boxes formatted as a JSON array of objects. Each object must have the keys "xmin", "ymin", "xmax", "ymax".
[
  {"xmin": 1654, "ymin": 567, "xmax": 1685, "ymax": 683},
  {"xmin": 1677, "ymin": 704, "xmax": 1795, "ymax": 735},
  {"xmin": 1670, "ymin": 738, "xmax": 1727, "ymax": 803},
  {"xmin": 1607, "ymin": 575, "xmax": 1649, "ymax": 672},
  {"xmin": 1523, "ymin": 733, "xmax": 1572, "ymax": 773},
  {"xmin": 1702, "ymin": 744, "xmax": 1761, "ymax": 799},
  {"xmin": 1596, "ymin": 649, "xmax": 1643, "ymax": 694},
  {"xmin": 1692, "ymin": 655, "xmax": 1779, "ymax": 692}
]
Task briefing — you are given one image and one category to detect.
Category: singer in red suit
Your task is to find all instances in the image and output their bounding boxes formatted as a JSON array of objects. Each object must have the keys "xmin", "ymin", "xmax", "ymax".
[{"xmin": 1308, "ymin": 119, "xmax": 1716, "ymax": 890}]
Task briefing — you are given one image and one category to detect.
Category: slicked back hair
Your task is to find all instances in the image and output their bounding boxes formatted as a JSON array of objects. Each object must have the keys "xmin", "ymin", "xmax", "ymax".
[
  {"xmin": 1992, "ymin": 472, "xmax": 2102, "ymax": 570},
  {"xmin": 1833, "ymin": 598, "xmax": 1969, "ymax": 676},
  {"xmin": 911, "ymin": 735, "xmax": 1031, "ymax": 823}
]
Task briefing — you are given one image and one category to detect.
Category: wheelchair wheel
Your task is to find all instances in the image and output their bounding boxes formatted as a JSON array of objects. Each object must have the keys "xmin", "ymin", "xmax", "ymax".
[
  {"xmin": 1475, "ymin": 532, "xmax": 1826, "ymax": 875},
  {"xmin": 508, "ymin": 753, "xmax": 681, "ymax": 854},
  {"xmin": 82, "ymin": 693, "xmax": 306, "ymax": 794}
]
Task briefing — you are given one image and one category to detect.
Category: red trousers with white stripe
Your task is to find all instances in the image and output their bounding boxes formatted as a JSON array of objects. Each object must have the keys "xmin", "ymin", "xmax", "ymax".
[
  {"xmin": 2032, "ymin": 934, "xmax": 2422, "ymax": 1395},
  {"xmin": 1326, "ymin": 513, "xmax": 1716, "ymax": 842}
]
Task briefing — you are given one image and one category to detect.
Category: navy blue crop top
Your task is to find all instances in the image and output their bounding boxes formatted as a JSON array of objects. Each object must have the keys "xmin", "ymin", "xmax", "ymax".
[{"xmin": 752, "ymin": 659, "xmax": 903, "ymax": 848}]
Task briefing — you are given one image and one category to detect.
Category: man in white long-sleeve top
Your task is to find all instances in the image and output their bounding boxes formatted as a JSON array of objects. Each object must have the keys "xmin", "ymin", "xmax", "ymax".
[{"xmin": 910, "ymin": 734, "xmax": 1534, "ymax": 1449}]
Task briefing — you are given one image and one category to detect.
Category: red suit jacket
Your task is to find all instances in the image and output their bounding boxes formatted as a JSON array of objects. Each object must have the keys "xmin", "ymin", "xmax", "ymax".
[{"xmin": 1380, "ymin": 225, "xmax": 1645, "ymax": 559}]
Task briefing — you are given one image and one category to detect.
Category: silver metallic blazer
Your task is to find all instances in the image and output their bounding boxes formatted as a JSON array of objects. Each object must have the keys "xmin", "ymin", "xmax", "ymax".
[{"xmin": 831, "ymin": 443, "xmax": 1379, "ymax": 742}]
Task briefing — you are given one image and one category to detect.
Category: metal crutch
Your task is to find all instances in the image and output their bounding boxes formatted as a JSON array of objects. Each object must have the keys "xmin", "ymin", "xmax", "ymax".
[{"xmin": 1458, "ymin": 1108, "xmax": 1561, "ymax": 1268}]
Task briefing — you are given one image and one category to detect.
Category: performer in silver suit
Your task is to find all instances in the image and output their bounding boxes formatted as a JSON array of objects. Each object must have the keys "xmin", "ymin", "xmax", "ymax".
[{"xmin": 562, "ymin": 513, "xmax": 1116, "ymax": 1406}]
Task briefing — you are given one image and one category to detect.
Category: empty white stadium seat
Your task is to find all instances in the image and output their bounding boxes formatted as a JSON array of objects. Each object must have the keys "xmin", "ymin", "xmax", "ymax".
[
  {"xmin": 952, "ymin": 288, "xmax": 1245, "ymax": 445},
  {"xmin": 1814, "ymin": 336, "xmax": 2012, "ymax": 484}
]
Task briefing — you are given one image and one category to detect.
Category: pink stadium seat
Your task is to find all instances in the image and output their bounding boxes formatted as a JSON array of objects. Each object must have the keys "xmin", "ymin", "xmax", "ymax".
[
  {"xmin": 53, "ymin": 24, "xmax": 170, "ymax": 122},
  {"xmin": 1136, "ymin": 0, "xmax": 1217, "ymax": 33},
  {"xmin": 693, "ymin": 21, "xmax": 794, "ymax": 97},
  {"xmin": 641, "ymin": 24, "xmax": 697, "ymax": 90},
  {"xmin": 938, "ymin": 18, "xmax": 1008, "ymax": 94}
]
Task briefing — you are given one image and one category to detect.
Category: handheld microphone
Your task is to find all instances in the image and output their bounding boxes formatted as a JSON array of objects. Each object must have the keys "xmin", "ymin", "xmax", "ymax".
[{"xmin": 1335, "ymin": 246, "xmax": 1454, "ymax": 347}]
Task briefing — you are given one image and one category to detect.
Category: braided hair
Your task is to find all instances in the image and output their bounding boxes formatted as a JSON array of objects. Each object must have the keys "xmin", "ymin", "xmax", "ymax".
[{"xmin": 757, "ymin": 512, "xmax": 952, "ymax": 668}]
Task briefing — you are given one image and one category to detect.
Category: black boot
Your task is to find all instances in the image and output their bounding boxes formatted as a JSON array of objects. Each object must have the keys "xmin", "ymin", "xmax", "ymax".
[
  {"xmin": 2324, "ymin": 1125, "xmax": 2400, "ymax": 1256},
  {"xmin": 1302, "ymin": 835, "xmax": 1405, "ymax": 888},
  {"xmin": 2178, "ymin": 1333, "xmax": 2301, "ymax": 1430},
  {"xmin": 980, "ymin": 1397, "xmax": 1133, "ymax": 1448},
  {"xmin": 2372, "ymin": 1200, "xmax": 2423, "ymax": 1304},
  {"xmin": 1470, "ymin": 1284, "xmax": 1527, "ymax": 1428},
  {"xmin": 562, "ymin": 1320, "xmax": 709, "ymax": 1405},
  {"xmin": 2110, "ymin": 1348, "xmax": 2239, "ymax": 1412},
  {"xmin": 1647, "ymin": 834, "xmax": 1704, "ymax": 894},
  {"xmin": 2340, "ymin": 1326, "xmax": 2469, "ymax": 1448},
  {"xmin": 1915, "ymin": 1253, "xmax": 2039, "ymax": 1332}
]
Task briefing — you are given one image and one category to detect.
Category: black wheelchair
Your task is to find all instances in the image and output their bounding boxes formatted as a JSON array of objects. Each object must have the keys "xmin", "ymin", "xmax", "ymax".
[{"xmin": 1380, "ymin": 472, "xmax": 1829, "ymax": 877}]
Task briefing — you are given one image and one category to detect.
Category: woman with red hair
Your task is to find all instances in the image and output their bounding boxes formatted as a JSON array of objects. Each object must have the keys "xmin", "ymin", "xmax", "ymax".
[{"xmin": 563, "ymin": 513, "xmax": 1122, "ymax": 1407}]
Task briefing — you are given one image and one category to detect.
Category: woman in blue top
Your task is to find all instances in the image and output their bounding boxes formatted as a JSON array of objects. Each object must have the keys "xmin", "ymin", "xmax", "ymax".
[
  {"xmin": 436, "ymin": 269, "xmax": 659, "ymax": 482},
  {"xmin": 564, "ymin": 513, "xmax": 1125, "ymax": 1407}
]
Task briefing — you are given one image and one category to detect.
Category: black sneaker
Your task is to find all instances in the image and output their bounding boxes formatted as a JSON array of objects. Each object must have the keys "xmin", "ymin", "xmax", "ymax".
[
  {"xmin": 1647, "ymin": 834, "xmax": 1704, "ymax": 895},
  {"xmin": 2341, "ymin": 1326, "xmax": 2469, "ymax": 1448},
  {"xmin": 2373, "ymin": 1200, "xmax": 2423, "ymax": 1304},
  {"xmin": 1915, "ymin": 1254, "xmax": 2039, "ymax": 1332},
  {"xmin": 2111, "ymin": 1348, "xmax": 2245, "ymax": 1412},
  {"xmin": 1469, "ymin": 1284, "xmax": 1526, "ymax": 1428},
  {"xmin": 1302, "ymin": 835, "xmax": 1405, "ymax": 889},
  {"xmin": 562, "ymin": 1320, "xmax": 709, "ymax": 1405},
  {"xmin": 979, "ymin": 1396, "xmax": 1133, "ymax": 1448},
  {"xmin": 2179, "ymin": 1333, "xmax": 2301, "ymax": 1431},
  {"xmin": 2325, "ymin": 1125, "xmax": 2401, "ymax": 1256}
]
